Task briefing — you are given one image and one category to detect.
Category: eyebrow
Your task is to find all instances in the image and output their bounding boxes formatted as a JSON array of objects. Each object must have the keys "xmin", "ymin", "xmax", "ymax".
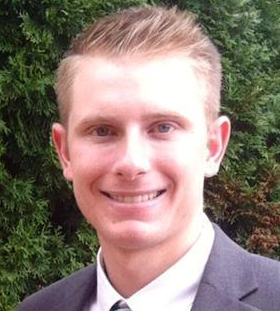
[
  {"xmin": 142, "ymin": 111, "xmax": 189, "ymax": 122},
  {"xmin": 77, "ymin": 115, "xmax": 118, "ymax": 125},
  {"xmin": 73, "ymin": 115, "xmax": 118, "ymax": 131}
]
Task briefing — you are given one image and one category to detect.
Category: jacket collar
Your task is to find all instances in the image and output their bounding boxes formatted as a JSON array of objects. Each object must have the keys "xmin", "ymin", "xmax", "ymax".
[{"xmin": 191, "ymin": 224, "xmax": 259, "ymax": 311}]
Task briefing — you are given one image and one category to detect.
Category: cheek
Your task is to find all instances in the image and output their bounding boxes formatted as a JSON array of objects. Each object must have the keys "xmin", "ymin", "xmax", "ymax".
[
  {"xmin": 155, "ymin": 143, "xmax": 206, "ymax": 209},
  {"xmin": 70, "ymin": 143, "xmax": 111, "ymax": 178},
  {"xmin": 156, "ymin": 143, "xmax": 206, "ymax": 176}
]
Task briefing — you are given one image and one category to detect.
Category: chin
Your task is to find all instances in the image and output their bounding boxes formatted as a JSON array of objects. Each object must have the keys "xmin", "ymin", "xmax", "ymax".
[{"xmin": 105, "ymin": 222, "xmax": 164, "ymax": 250}]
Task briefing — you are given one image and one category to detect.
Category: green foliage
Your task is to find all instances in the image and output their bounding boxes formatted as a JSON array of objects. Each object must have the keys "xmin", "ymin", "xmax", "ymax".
[{"xmin": 1, "ymin": 0, "xmax": 280, "ymax": 310}]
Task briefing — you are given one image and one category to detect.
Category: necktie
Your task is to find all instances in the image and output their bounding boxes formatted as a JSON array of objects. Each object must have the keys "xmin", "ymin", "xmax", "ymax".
[{"xmin": 110, "ymin": 300, "xmax": 131, "ymax": 311}]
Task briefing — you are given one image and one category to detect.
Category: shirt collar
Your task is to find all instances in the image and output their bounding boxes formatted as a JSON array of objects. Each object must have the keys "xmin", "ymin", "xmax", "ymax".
[
  {"xmin": 95, "ymin": 251, "xmax": 123, "ymax": 311},
  {"xmin": 96, "ymin": 214, "xmax": 214, "ymax": 311}
]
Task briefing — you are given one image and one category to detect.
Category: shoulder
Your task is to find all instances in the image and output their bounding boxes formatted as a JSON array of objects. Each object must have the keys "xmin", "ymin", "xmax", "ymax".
[
  {"xmin": 212, "ymin": 223, "xmax": 280, "ymax": 270},
  {"xmin": 239, "ymin": 246, "xmax": 280, "ymax": 309},
  {"xmin": 16, "ymin": 264, "xmax": 97, "ymax": 311},
  {"xmin": 250, "ymin": 251, "xmax": 280, "ymax": 289},
  {"xmin": 210, "ymin": 224, "xmax": 280, "ymax": 309}
]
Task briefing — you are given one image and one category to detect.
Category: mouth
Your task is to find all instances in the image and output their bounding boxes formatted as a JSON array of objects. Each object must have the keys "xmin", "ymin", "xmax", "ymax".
[{"xmin": 101, "ymin": 189, "xmax": 166, "ymax": 203}]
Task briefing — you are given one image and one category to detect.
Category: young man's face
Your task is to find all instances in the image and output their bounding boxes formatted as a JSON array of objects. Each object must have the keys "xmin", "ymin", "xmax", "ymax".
[{"xmin": 53, "ymin": 55, "xmax": 230, "ymax": 253}]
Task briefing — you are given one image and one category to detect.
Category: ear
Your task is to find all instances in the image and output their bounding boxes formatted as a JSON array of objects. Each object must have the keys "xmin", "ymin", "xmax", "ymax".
[
  {"xmin": 52, "ymin": 123, "xmax": 73, "ymax": 181},
  {"xmin": 204, "ymin": 116, "xmax": 231, "ymax": 178}
]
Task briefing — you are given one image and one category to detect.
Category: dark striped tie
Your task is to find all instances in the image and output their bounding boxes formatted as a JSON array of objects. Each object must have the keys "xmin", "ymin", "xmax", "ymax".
[{"xmin": 110, "ymin": 300, "xmax": 131, "ymax": 311}]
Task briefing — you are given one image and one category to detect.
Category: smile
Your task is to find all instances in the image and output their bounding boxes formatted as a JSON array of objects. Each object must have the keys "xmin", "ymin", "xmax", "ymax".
[{"xmin": 101, "ymin": 190, "xmax": 166, "ymax": 203}]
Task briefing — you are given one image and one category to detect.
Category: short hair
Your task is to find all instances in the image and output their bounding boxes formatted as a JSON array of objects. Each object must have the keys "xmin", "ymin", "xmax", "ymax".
[{"xmin": 56, "ymin": 6, "xmax": 221, "ymax": 124}]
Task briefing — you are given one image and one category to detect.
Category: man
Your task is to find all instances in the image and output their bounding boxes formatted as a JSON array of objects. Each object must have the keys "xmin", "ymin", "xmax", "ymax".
[{"xmin": 16, "ymin": 6, "xmax": 280, "ymax": 311}]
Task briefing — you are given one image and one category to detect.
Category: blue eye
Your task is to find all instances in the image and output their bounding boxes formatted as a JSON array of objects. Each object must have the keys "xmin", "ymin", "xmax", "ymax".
[
  {"xmin": 95, "ymin": 126, "xmax": 110, "ymax": 136},
  {"xmin": 157, "ymin": 124, "xmax": 172, "ymax": 133}
]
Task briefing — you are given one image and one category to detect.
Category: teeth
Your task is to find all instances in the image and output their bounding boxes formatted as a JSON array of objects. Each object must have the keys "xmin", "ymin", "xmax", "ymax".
[{"xmin": 110, "ymin": 191, "xmax": 160, "ymax": 203}]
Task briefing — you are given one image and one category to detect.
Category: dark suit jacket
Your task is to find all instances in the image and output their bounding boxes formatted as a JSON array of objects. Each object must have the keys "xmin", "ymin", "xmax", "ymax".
[{"xmin": 16, "ymin": 225, "xmax": 280, "ymax": 311}]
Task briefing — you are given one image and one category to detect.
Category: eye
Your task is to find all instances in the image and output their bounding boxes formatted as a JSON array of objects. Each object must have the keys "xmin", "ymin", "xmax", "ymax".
[
  {"xmin": 93, "ymin": 126, "xmax": 115, "ymax": 137},
  {"xmin": 149, "ymin": 122, "xmax": 176, "ymax": 137},
  {"xmin": 157, "ymin": 124, "xmax": 173, "ymax": 133}
]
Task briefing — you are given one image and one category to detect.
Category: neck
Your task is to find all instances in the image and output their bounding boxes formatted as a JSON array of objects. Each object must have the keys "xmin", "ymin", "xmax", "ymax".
[{"xmin": 99, "ymin": 215, "xmax": 205, "ymax": 297}]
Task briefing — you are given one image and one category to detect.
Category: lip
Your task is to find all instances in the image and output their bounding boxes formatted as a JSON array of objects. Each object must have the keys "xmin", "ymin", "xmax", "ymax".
[{"xmin": 101, "ymin": 189, "xmax": 166, "ymax": 204}]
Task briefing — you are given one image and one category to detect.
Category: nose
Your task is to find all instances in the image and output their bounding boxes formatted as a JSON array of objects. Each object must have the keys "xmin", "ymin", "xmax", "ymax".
[{"xmin": 112, "ymin": 129, "xmax": 151, "ymax": 180}]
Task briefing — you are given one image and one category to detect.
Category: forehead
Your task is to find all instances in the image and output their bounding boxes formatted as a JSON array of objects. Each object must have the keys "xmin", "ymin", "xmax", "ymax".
[{"xmin": 70, "ymin": 55, "xmax": 207, "ymax": 123}]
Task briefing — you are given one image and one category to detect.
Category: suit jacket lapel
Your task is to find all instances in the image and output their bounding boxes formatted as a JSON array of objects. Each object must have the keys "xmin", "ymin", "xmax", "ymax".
[
  {"xmin": 191, "ymin": 282, "xmax": 260, "ymax": 311},
  {"xmin": 191, "ymin": 224, "xmax": 260, "ymax": 311}
]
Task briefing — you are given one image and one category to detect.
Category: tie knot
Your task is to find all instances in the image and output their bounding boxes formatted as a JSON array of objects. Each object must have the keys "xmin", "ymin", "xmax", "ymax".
[{"xmin": 110, "ymin": 299, "xmax": 131, "ymax": 311}]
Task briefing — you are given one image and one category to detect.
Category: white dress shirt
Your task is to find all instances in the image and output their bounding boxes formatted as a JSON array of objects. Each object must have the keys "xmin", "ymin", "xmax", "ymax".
[{"xmin": 89, "ymin": 214, "xmax": 214, "ymax": 311}]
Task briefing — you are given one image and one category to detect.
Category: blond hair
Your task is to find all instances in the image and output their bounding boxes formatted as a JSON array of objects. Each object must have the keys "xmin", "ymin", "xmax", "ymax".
[{"xmin": 56, "ymin": 6, "xmax": 221, "ymax": 124}]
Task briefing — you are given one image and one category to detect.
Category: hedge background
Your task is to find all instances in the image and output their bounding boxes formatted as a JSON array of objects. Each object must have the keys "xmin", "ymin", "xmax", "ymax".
[{"xmin": 0, "ymin": 0, "xmax": 279, "ymax": 310}]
